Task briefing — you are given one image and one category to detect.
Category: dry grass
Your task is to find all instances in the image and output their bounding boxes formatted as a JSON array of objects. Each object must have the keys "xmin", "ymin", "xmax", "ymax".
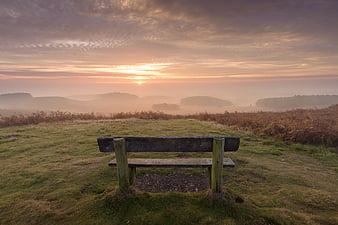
[
  {"xmin": 190, "ymin": 105, "xmax": 338, "ymax": 148},
  {"xmin": 0, "ymin": 119, "xmax": 337, "ymax": 225},
  {"xmin": 1, "ymin": 105, "xmax": 337, "ymax": 147}
]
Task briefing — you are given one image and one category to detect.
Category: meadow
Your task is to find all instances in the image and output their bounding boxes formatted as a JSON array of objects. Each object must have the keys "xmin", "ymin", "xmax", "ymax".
[{"xmin": 0, "ymin": 119, "xmax": 337, "ymax": 225}]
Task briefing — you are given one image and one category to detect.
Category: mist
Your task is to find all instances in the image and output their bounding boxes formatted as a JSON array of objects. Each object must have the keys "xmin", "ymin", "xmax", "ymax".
[
  {"xmin": 1, "ymin": 75, "xmax": 337, "ymax": 104},
  {"xmin": 1, "ymin": 77, "xmax": 338, "ymax": 116}
]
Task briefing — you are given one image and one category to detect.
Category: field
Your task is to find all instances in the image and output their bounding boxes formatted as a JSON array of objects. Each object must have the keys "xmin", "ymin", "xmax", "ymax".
[
  {"xmin": 0, "ymin": 119, "xmax": 337, "ymax": 225},
  {"xmin": 1, "ymin": 105, "xmax": 337, "ymax": 147}
]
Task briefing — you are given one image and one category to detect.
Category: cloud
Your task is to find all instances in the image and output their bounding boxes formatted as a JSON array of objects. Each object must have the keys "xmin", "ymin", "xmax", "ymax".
[
  {"xmin": 0, "ymin": 0, "xmax": 147, "ymax": 50},
  {"xmin": 0, "ymin": 0, "xmax": 337, "ymax": 85},
  {"xmin": 3, "ymin": 0, "xmax": 337, "ymax": 48}
]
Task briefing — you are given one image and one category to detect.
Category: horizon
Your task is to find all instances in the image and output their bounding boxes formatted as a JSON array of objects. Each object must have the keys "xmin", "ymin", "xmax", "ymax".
[{"xmin": 1, "ymin": 0, "xmax": 338, "ymax": 104}]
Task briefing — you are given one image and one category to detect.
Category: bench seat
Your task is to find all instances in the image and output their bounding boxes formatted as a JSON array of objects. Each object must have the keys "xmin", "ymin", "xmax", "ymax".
[{"xmin": 109, "ymin": 158, "xmax": 235, "ymax": 168}]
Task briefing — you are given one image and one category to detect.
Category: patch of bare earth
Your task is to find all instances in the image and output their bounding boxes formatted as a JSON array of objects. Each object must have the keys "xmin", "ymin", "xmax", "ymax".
[{"xmin": 135, "ymin": 169, "xmax": 209, "ymax": 192}]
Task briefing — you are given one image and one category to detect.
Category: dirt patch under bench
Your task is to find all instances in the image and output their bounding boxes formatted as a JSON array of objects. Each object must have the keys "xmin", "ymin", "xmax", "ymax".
[{"xmin": 135, "ymin": 169, "xmax": 209, "ymax": 193}]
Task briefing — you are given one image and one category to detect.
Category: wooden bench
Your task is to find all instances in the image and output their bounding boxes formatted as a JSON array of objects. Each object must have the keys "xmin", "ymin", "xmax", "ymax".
[{"xmin": 97, "ymin": 136, "xmax": 240, "ymax": 193}]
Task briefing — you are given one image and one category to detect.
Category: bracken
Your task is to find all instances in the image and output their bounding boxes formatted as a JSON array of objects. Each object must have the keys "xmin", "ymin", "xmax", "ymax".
[{"xmin": 0, "ymin": 105, "xmax": 337, "ymax": 147}]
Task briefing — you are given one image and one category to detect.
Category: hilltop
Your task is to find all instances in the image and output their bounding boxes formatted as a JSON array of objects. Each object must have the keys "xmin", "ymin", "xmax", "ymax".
[{"xmin": 0, "ymin": 119, "xmax": 337, "ymax": 225}]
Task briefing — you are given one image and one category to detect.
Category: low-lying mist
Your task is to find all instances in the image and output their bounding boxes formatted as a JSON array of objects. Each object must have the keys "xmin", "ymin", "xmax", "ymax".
[
  {"xmin": 1, "ymin": 92, "xmax": 338, "ymax": 116},
  {"xmin": 0, "ymin": 92, "xmax": 260, "ymax": 116}
]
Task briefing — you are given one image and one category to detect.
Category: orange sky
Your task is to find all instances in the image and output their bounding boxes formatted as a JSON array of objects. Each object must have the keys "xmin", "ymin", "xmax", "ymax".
[{"xmin": 0, "ymin": 0, "xmax": 337, "ymax": 102}]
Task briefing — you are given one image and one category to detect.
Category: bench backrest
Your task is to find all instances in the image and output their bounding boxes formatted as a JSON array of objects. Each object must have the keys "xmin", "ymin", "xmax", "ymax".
[{"xmin": 97, "ymin": 136, "xmax": 240, "ymax": 152}]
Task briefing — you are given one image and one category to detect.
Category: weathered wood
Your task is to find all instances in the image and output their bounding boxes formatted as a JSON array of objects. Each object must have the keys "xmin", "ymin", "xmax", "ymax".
[
  {"xmin": 109, "ymin": 158, "xmax": 235, "ymax": 167},
  {"xmin": 129, "ymin": 166, "xmax": 136, "ymax": 185},
  {"xmin": 211, "ymin": 138, "xmax": 224, "ymax": 193},
  {"xmin": 98, "ymin": 135, "xmax": 240, "ymax": 193},
  {"xmin": 98, "ymin": 136, "xmax": 240, "ymax": 152},
  {"xmin": 207, "ymin": 167, "xmax": 212, "ymax": 188},
  {"xmin": 113, "ymin": 138, "xmax": 130, "ymax": 192}
]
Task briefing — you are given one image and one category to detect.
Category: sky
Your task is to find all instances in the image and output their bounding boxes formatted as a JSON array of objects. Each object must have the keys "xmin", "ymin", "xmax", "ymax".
[{"xmin": 0, "ymin": 0, "xmax": 337, "ymax": 103}]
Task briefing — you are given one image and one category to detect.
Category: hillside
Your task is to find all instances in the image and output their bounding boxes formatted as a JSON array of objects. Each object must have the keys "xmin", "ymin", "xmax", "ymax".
[
  {"xmin": 256, "ymin": 95, "xmax": 338, "ymax": 109},
  {"xmin": 0, "ymin": 119, "xmax": 337, "ymax": 225}
]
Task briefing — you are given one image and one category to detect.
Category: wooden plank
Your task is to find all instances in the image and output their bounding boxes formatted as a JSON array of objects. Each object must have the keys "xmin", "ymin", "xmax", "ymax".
[
  {"xmin": 113, "ymin": 138, "xmax": 130, "ymax": 193},
  {"xmin": 108, "ymin": 158, "xmax": 235, "ymax": 167},
  {"xmin": 98, "ymin": 136, "xmax": 240, "ymax": 152},
  {"xmin": 211, "ymin": 138, "xmax": 224, "ymax": 193}
]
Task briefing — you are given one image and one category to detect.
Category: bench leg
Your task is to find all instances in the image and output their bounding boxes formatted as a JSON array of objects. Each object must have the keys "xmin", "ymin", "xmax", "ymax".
[
  {"xmin": 129, "ymin": 166, "xmax": 136, "ymax": 185},
  {"xmin": 211, "ymin": 138, "xmax": 225, "ymax": 193},
  {"xmin": 207, "ymin": 167, "xmax": 211, "ymax": 188},
  {"xmin": 114, "ymin": 138, "xmax": 130, "ymax": 193}
]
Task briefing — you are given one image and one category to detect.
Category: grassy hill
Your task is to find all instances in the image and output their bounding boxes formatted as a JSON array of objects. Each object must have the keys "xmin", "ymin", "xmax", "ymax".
[{"xmin": 0, "ymin": 119, "xmax": 337, "ymax": 225}]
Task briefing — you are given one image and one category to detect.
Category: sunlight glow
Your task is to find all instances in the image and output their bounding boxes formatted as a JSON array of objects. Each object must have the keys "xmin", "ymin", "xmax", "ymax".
[
  {"xmin": 136, "ymin": 80, "xmax": 145, "ymax": 86},
  {"xmin": 89, "ymin": 63, "xmax": 172, "ymax": 76},
  {"xmin": 129, "ymin": 76, "xmax": 147, "ymax": 86}
]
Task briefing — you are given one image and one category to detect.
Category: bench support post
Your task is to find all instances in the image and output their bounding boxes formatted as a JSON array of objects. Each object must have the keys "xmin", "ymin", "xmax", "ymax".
[
  {"xmin": 207, "ymin": 167, "xmax": 212, "ymax": 188},
  {"xmin": 211, "ymin": 138, "xmax": 224, "ymax": 193},
  {"xmin": 113, "ymin": 138, "xmax": 130, "ymax": 193},
  {"xmin": 129, "ymin": 166, "xmax": 136, "ymax": 185}
]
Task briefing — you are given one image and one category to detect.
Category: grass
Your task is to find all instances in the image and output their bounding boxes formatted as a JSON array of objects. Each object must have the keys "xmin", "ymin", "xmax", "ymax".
[{"xmin": 0, "ymin": 119, "xmax": 337, "ymax": 225}]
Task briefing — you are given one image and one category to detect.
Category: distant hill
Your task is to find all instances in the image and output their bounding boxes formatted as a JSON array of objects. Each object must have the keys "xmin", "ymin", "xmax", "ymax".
[
  {"xmin": 0, "ymin": 93, "xmax": 84, "ymax": 111},
  {"xmin": 0, "ymin": 93, "xmax": 33, "ymax": 105},
  {"xmin": 152, "ymin": 103, "xmax": 180, "ymax": 111},
  {"xmin": 180, "ymin": 96, "xmax": 232, "ymax": 107},
  {"xmin": 256, "ymin": 95, "xmax": 338, "ymax": 109},
  {"xmin": 0, "ymin": 92, "xmax": 145, "ymax": 113}
]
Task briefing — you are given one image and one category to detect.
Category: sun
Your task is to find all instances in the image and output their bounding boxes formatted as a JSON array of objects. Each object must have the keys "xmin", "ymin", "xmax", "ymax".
[
  {"xmin": 136, "ymin": 80, "xmax": 145, "ymax": 86},
  {"xmin": 131, "ymin": 76, "xmax": 146, "ymax": 86}
]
